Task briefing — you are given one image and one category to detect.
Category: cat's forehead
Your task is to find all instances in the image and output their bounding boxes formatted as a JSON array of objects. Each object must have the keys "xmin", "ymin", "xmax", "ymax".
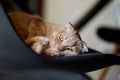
[
  {"xmin": 59, "ymin": 26, "xmax": 75, "ymax": 33},
  {"xmin": 55, "ymin": 24, "xmax": 81, "ymax": 39},
  {"xmin": 60, "ymin": 29, "xmax": 81, "ymax": 39},
  {"xmin": 62, "ymin": 34, "xmax": 82, "ymax": 46}
]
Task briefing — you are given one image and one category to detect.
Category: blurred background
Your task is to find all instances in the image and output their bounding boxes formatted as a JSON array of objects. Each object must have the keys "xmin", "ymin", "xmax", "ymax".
[{"xmin": 2, "ymin": 0, "xmax": 120, "ymax": 80}]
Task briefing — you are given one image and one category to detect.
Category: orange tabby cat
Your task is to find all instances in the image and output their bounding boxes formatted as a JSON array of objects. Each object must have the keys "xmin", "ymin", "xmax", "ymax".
[{"xmin": 9, "ymin": 12, "xmax": 88, "ymax": 57}]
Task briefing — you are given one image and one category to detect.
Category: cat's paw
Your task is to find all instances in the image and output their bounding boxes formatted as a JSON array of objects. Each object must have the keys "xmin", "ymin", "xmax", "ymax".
[
  {"xmin": 49, "ymin": 52, "xmax": 65, "ymax": 57},
  {"xmin": 49, "ymin": 52, "xmax": 59, "ymax": 57},
  {"xmin": 30, "ymin": 36, "xmax": 49, "ymax": 54},
  {"xmin": 39, "ymin": 37, "xmax": 49, "ymax": 46},
  {"xmin": 33, "ymin": 36, "xmax": 49, "ymax": 46}
]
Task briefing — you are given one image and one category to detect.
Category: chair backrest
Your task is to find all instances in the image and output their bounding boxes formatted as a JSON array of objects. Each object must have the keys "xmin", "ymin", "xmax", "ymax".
[{"xmin": 0, "ymin": 2, "xmax": 45, "ymax": 73}]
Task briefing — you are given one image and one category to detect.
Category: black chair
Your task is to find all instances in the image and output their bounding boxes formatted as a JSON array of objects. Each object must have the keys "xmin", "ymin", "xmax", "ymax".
[
  {"xmin": 0, "ymin": 2, "xmax": 119, "ymax": 80},
  {"xmin": 0, "ymin": 69, "xmax": 92, "ymax": 80}
]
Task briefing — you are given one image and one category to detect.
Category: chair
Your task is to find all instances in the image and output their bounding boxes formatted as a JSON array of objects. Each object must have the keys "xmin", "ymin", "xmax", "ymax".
[{"xmin": 0, "ymin": 2, "xmax": 119, "ymax": 79}]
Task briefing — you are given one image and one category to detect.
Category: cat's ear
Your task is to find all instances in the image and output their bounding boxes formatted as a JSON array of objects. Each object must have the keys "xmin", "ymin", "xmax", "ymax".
[
  {"xmin": 65, "ymin": 22, "xmax": 76, "ymax": 32},
  {"xmin": 81, "ymin": 41, "xmax": 88, "ymax": 53}
]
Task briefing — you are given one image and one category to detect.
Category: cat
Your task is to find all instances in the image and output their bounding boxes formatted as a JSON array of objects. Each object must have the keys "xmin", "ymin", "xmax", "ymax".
[{"xmin": 9, "ymin": 12, "xmax": 88, "ymax": 57}]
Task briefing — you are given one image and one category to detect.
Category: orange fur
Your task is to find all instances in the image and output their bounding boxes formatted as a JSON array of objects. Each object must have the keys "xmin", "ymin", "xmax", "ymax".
[{"xmin": 9, "ymin": 12, "xmax": 88, "ymax": 57}]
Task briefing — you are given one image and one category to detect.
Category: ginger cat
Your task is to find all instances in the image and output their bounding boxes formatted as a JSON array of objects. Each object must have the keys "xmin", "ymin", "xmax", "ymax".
[{"xmin": 9, "ymin": 12, "xmax": 88, "ymax": 57}]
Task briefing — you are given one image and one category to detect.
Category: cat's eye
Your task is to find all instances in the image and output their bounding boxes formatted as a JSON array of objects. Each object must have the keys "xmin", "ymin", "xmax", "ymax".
[
  {"xmin": 69, "ymin": 49, "xmax": 74, "ymax": 52},
  {"xmin": 66, "ymin": 48, "xmax": 74, "ymax": 52},
  {"xmin": 59, "ymin": 35, "xmax": 64, "ymax": 41}
]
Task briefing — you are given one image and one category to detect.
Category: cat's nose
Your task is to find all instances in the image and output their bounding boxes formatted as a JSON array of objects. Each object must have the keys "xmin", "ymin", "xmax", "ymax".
[{"xmin": 58, "ymin": 46, "xmax": 63, "ymax": 51}]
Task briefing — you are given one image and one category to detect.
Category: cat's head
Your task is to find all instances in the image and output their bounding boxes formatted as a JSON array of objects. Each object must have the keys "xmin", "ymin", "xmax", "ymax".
[{"xmin": 50, "ymin": 23, "xmax": 88, "ymax": 57}]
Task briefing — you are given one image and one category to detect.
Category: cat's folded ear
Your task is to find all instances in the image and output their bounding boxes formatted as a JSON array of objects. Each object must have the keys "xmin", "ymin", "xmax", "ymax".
[
  {"xmin": 81, "ymin": 41, "xmax": 88, "ymax": 53},
  {"xmin": 65, "ymin": 22, "xmax": 76, "ymax": 32}
]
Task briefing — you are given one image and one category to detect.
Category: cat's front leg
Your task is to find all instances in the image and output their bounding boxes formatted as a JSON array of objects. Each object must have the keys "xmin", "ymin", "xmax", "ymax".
[{"xmin": 25, "ymin": 36, "xmax": 49, "ymax": 54}]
